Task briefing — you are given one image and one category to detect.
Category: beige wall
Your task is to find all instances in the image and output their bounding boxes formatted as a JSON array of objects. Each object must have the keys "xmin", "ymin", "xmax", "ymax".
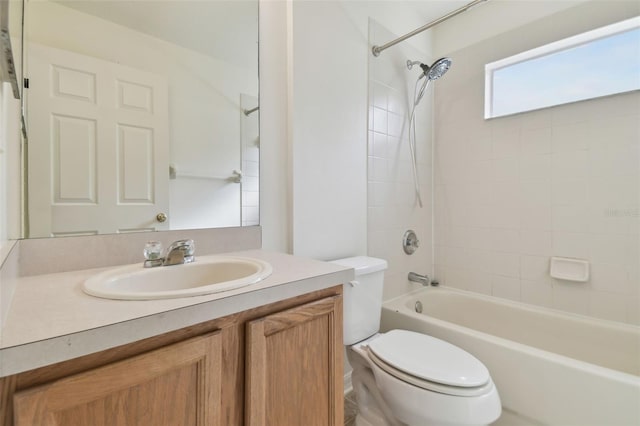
[{"xmin": 434, "ymin": 1, "xmax": 640, "ymax": 324}]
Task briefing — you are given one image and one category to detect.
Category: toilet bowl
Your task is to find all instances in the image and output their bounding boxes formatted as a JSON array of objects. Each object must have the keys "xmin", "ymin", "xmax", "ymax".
[
  {"xmin": 332, "ymin": 257, "xmax": 501, "ymax": 426},
  {"xmin": 349, "ymin": 331, "xmax": 501, "ymax": 426}
]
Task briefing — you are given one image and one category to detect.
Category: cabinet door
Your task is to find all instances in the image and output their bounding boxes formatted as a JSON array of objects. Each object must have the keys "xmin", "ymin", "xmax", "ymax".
[
  {"xmin": 245, "ymin": 295, "xmax": 343, "ymax": 426},
  {"xmin": 13, "ymin": 331, "xmax": 222, "ymax": 426}
]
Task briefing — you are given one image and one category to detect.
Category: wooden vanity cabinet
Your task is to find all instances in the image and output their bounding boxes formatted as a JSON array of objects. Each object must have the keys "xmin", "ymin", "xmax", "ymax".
[
  {"xmin": 0, "ymin": 286, "xmax": 343, "ymax": 426},
  {"xmin": 246, "ymin": 295, "xmax": 343, "ymax": 426},
  {"xmin": 13, "ymin": 331, "xmax": 223, "ymax": 426}
]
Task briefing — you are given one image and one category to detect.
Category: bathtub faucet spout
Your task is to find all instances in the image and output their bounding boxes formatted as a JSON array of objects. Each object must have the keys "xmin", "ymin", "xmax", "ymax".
[{"xmin": 408, "ymin": 272, "xmax": 430, "ymax": 286}]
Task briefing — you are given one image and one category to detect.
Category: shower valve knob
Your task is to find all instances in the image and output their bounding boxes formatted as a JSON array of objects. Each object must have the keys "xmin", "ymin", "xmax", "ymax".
[{"xmin": 403, "ymin": 230, "xmax": 420, "ymax": 255}]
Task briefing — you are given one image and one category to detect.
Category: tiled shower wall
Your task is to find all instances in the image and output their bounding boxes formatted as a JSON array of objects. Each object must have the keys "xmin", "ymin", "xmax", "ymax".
[
  {"xmin": 367, "ymin": 19, "xmax": 434, "ymax": 301},
  {"xmin": 434, "ymin": 4, "xmax": 639, "ymax": 325},
  {"xmin": 241, "ymin": 94, "xmax": 260, "ymax": 227}
]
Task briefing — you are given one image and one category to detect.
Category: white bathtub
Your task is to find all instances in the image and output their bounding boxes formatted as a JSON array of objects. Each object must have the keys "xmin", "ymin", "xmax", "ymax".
[{"xmin": 381, "ymin": 286, "xmax": 640, "ymax": 426}]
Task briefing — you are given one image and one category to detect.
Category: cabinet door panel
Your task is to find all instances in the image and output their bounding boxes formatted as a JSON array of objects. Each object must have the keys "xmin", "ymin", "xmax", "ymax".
[
  {"xmin": 13, "ymin": 331, "xmax": 222, "ymax": 426},
  {"xmin": 245, "ymin": 295, "xmax": 343, "ymax": 426}
]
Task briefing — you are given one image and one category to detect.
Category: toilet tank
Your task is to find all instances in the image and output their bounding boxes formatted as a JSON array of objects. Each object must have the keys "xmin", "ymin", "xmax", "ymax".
[{"xmin": 331, "ymin": 256, "xmax": 388, "ymax": 345}]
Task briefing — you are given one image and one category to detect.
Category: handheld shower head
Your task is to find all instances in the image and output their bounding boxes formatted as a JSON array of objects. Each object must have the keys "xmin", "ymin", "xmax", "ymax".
[
  {"xmin": 405, "ymin": 56, "xmax": 452, "ymax": 208},
  {"xmin": 420, "ymin": 57, "xmax": 452, "ymax": 80}
]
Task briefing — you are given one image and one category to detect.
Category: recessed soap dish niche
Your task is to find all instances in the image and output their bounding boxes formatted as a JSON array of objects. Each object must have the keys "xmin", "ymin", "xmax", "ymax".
[{"xmin": 549, "ymin": 257, "xmax": 590, "ymax": 282}]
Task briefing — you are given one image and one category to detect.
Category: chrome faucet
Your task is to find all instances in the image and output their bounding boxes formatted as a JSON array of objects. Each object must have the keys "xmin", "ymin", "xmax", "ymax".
[
  {"xmin": 143, "ymin": 239, "xmax": 195, "ymax": 268},
  {"xmin": 408, "ymin": 272, "xmax": 430, "ymax": 286},
  {"xmin": 163, "ymin": 239, "xmax": 195, "ymax": 266}
]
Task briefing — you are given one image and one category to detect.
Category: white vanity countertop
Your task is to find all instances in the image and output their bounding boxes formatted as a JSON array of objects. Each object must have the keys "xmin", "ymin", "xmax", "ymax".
[{"xmin": 0, "ymin": 249, "xmax": 353, "ymax": 377}]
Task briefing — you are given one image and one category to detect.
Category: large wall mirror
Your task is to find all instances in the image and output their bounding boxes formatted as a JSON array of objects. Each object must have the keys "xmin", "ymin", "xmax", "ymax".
[
  {"xmin": 0, "ymin": 0, "xmax": 22, "ymax": 100},
  {"xmin": 22, "ymin": 0, "xmax": 259, "ymax": 238}
]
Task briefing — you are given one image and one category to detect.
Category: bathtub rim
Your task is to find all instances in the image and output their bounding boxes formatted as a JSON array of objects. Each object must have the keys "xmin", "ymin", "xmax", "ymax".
[{"xmin": 382, "ymin": 285, "xmax": 640, "ymax": 385}]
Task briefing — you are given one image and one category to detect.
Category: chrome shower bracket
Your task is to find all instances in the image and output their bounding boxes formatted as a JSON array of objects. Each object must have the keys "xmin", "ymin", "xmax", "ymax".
[
  {"xmin": 403, "ymin": 230, "xmax": 420, "ymax": 255},
  {"xmin": 407, "ymin": 59, "xmax": 421, "ymax": 70}
]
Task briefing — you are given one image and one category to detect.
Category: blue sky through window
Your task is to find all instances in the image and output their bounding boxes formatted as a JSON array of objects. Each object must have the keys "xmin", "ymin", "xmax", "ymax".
[{"xmin": 491, "ymin": 27, "xmax": 640, "ymax": 117}]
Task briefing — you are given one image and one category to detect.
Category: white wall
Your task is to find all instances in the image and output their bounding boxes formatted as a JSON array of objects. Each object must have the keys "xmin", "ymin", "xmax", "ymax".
[
  {"xmin": 287, "ymin": 0, "xmax": 435, "ymax": 261},
  {"xmin": 259, "ymin": 0, "xmax": 292, "ymax": 253},
  {"xmin": 0, "ymin": 83, "xmax": 9, "ymax": 246},
  {"xmin": 0, "ymin": 83, "xmax": 21, "ymax": 247},
  {"xmin": 0, "ymin": 80, "xmax": 22, "ymax": 337},
  {"xmin": 289, "ymin": 1, "xmax": 368, "ymax": 260},
  {"xmin": 434, "ymin": 0, "xmax": 640, "ymax": 325},
  {"xmin": 3, "ymin": 0, "xmax": 23, "ymax": 244},
  {"xmin": 367, "ymin": 19, "xmax": 435, "ymax": 301},
  {"xmin": 433, "ymin": 0, "xmax": 591, "ymax": 56}
]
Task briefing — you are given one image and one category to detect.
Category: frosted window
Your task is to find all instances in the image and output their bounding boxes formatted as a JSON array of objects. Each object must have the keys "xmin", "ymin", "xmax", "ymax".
[{"xmin": 485, "ymin": 17, "xmax": 640, "ymax": 119}]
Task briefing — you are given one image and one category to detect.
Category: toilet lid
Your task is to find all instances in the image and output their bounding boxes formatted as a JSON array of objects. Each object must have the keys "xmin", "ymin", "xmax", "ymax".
[{"xmin": 368, "ymin": 330, "xmax": 489, "ymax": 387}]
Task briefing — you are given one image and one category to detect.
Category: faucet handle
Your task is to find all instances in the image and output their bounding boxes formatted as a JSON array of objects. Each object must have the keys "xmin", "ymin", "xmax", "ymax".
[
  {"xmin": 144, "ymin": 241, "xmax": 163, "ymax": 260},
  {"xmin": 143, "ymin": 241, "xmax": 164, "ymax": 268}
]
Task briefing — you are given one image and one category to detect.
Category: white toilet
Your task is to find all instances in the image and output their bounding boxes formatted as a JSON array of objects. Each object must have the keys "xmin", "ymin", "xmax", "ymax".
[{"xmin": 332, "ymin": 256, "xmax": 501, "ymax": 426}]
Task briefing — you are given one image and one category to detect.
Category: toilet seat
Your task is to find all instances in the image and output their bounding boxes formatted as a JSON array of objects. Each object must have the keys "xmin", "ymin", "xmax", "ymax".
[
  {"xmin": 367, "ymin": 348, "xmax": 494, "ymax": 397},
  {"xmin": 367, "ymin": 330, "xmax": 492, "ymax": 397}
]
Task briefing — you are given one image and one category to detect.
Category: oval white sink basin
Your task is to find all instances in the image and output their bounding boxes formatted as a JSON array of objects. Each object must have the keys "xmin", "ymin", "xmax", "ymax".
[{"xmin": 83, "ymin": 256, "xmax": 272, "ymax": 300}]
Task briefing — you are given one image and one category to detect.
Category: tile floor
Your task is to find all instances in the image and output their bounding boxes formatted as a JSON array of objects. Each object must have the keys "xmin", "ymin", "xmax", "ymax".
[
  {"xmin": 344, "ymin": 391, "xmax": 357, "ymax": 426},
  {"xmin": 344, "ymin": 391, "xmax": 536, "ymax": 426}
]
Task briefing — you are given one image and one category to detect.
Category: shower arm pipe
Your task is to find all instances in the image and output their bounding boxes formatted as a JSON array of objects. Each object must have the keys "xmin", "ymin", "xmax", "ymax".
[
  {"xmin": 243, "ymin": 106, "xmax": 259, "ymax": 116},
  {"xmin": 371, "ymin": 0, "xmax": 489, "ymax": 57}
]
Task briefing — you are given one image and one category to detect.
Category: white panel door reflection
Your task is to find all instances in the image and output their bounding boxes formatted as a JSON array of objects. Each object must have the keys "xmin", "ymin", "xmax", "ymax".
[{"xmin": 27, "ymin": 43, "xmax": 169, "ymax": 237}]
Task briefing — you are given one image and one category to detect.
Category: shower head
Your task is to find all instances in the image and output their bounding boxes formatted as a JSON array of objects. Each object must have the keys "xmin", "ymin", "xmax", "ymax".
[
  {"xmin": 407, "ymin": 58, "xmax": 452, "ymax": 80},
  {"xmin": 420, "ymin": 57, "xmax": 452, "ymax": 80}
]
